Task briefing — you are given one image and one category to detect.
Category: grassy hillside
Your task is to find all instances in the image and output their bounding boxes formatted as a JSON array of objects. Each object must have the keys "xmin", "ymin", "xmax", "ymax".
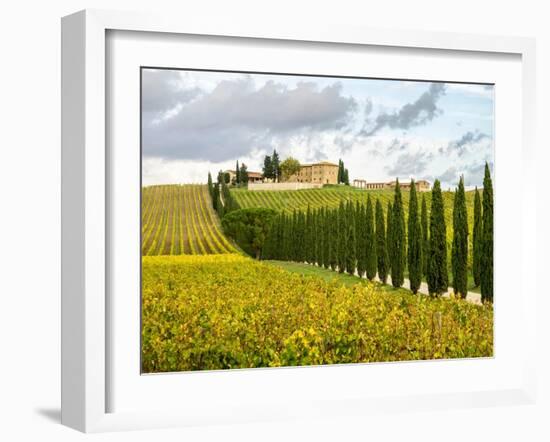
[
  {"xmin": 141, "ymin": 184, "xmax": 238, "ymax": 256},
  {"xmin": 142, "ymin": 254, "xmax": 493, "ymax": 372}
]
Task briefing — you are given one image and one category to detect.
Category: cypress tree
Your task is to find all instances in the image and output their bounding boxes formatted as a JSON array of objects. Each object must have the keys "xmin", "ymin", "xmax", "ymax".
[
  {"xmin": 452, "ymin": 176, "xmax": 469, "ymax": 298},
  {"xmin": 345, "ymin": 202, "xmax": 357, "ymax": 275},
  {"xmin": 272, "ymin": 150, "xmax": 281, "ymax": 182},
  {"xmin": 305, "ymin": 206, "xmax": 313, "ymax": 263},
  {"xmin": 375, "ymin": 199, "xmax": 389, "ymax": 284},
  {"xmin": 235, "ymin": 160, "xmax": 240, "ymax": 184},
  {"xmin": 328, "ymin": 208, "xmax": 336, "ymax": 270},
  {"xmin": 207, "ymin": 172, "xmax": 213, "ymax": 198},
  {"xmin": 427, "ymin": 179, "xmax": 448, "ymax": 296},
  {"xmin": 343, "ymin": 169, "xmax": 350, "ymax": 186},
  {"xmin": 480, "ymin": 163, "xmax": 493, "ymax": 302},
  {"xmin": 472, "ymin": 187, "xmax": 482, "ymax": 287},
  {"xmin": 386, "ymin": 201, "xmax": 393, "ymax": 277},
  {"xmin": 337, "ymin": 202, "xmax": 347, "ymax": 272},
  {"xmin": 408, "ymin": 180, "xmax": 422, "ymax": 294},
  {"xmin": 421, "ymin": 194, "xmax": 429, "ymax": 278},
  {"xmin": 337, "ymin": 159, "xmax": 342, "ymax": 184},
  {"xmin": 365, "ymin": 196, "xmax": 377, "ymax": 280},
  {"xmin": 391, "ymin": 180, "xmax": 405, "ymax": 288},
  {"xmin": 356, "ymin": 203, "xmax": 367, "ymax": 277}
]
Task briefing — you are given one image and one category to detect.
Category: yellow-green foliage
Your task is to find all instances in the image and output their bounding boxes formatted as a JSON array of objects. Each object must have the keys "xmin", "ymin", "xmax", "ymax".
[{"xmin": 142, "ymin": 254, "xmax": 493, "ymax": 372}]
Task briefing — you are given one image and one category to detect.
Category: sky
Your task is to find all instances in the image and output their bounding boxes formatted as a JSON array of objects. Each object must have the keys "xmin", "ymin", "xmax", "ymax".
[{"xmin": 141, "ymin": 68, "xmax": 494, "ymax": 190}]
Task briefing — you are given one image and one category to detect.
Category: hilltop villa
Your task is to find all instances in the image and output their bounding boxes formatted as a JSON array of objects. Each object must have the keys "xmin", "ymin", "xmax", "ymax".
[{"xmin": 287, "ymin": 161, "xmax": 339, "ymax": 185}]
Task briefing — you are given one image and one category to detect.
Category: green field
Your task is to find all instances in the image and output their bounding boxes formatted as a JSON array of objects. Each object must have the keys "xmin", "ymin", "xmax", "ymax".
[
  {"xmin": 141, "ymin": 184, "xmax": 238, "ymax": 255},
  {"xmin": 142, "ymin": 254, "xmax": 493, "ymax": 372}
]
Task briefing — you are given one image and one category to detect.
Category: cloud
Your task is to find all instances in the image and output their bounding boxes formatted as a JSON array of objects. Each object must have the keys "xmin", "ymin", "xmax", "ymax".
[
  {"xmin": 463, "ymin": 161, "xmax": 494, "ymax": 187},
  {"xmin": 385, "ymin": 150, "xmax": 431, "ymax": 177},
  {"xmin": 444, "ymin": 130, "xmax": 489, "ymax": 156},
  {"xmin": 142, "ymin": 70, "xmax": 200, "ymax": 116},
  {"xmin": 142, "ymin": 76, "xmax": 357, "ymax": 161},
  {"xmin": 437, "ymin": 166, "xmax": 459, "ymax": 185},
  {"xmin": 361, "ymin": 83, "xmax": 446, "ymax": 136}
]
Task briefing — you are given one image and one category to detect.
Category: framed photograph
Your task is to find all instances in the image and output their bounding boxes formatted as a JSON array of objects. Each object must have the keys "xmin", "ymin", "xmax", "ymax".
[{"xmin": 61, "ymin": 9, "xmax": 537, "ymax": 432}]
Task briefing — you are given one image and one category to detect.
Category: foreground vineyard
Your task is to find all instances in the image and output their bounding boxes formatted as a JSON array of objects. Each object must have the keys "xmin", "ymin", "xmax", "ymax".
[
  {"xmin": 141, "ymin": 254, "xmax": 493, "ymax": 372},
  {"xmin": 141, "ymin": 184, "xmax": 237, "ymax": 255}
]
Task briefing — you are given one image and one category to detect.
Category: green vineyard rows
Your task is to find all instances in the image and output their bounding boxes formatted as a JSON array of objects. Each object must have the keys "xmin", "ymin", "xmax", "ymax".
[
  {"xmin": 141, "ymin": 184, "xmax": 238, "ymax": 256},
  {"xmin": 231, "ymin": 185, "xmax": 478, "ymax": 252}
]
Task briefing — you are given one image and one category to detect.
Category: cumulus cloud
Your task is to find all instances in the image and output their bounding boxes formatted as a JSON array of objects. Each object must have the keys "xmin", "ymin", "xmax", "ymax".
[
  {"xmin": 385, "ymin": 150, "xmax": 431, "ymax": 177},
  {"xmin": 142, "ymin": 75, "xmax": 357, "ymax": 162},
  {"xmin": 443, "ymin": 130, "xmax": 489, "ymax": 156},
  {"xmin": 361, "ymin": 83, "xmax": 446, "ymax": 136},
  {"xmin": 142, "ymin": 70, "xmax": 200, "ymax": 116}
]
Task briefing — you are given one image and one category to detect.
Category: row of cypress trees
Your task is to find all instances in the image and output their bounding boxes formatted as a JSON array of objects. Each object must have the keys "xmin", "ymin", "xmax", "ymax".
[
  {"xmin": 262, "ymin": 163, "xmax": 494, "ymax": 303},
  {"xmin": 208, "ymin": 171, "xmax": 239, "ymax": 218}
]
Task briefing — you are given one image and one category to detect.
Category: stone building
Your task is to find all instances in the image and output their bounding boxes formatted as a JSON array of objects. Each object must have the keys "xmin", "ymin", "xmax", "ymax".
[
  {"xmin": 288, "ymin": 161, "xmax": 339, "ymax": 185},
  {"xmin": 353, "ymin": 179, "xmax": 431, "ymax": 192},
  {"xmin": 224, "ymin": 169, "xmax": 263, "ymax": 184}
]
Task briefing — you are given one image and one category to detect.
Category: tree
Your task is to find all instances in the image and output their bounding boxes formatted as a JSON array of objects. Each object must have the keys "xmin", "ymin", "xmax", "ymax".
[
  {"xmin": 272, "ymin": 150, "xmax": 281, "ymax": 182},
  {"xmin": 355, "ymin": 203, "xmax": 367, "ymax": 277},
  {"xmin": 235, "ymin": 160, "xmax": 240, "ymax": 184},
  {"xmin": 262, "ymin": 155, "xmax": 273, "ymax": 181},
  {"xmin": 451, "ymin": 176, "xmax": 469, "ymax": 298},
  {"xmin": 337, "ymin": 159, "xmax": 343, "ymax": 183},
  {"xmin": 480, "ymin": 163, "xmax": 493, "ymax": 302},
  {"xmin": 386, "ymin": 201, "xmax": 393, "ymax": 277},
  {"xmin": 375, "ymin": 199, "xmax": 389, "ymax": 284},
  {"xmin": 223, "ymin": 172, "xmax": 231, "ymax": 184},
  {"xmin": 343, "ymin": 168, "xmax": 350, "ymax": 186},
  {"xmin": 421, "ymin": 194, "xmax": 429, "ymax": 278},
  {"xmin": 280, "ymin": 157, "xmax": 301, "ymax": 182},
  {"xmin": 390, "ymin": 179, "xmax": 405, "ymax": 288},
  {"xmin": 222, "ymin": 208, "xmax": 277, "ymax": 259},
  {"xmin": 408, "ymin": 180, "xmax": 422, "ymax": 294},
  {"xmin": 365, "ymin": 196, "xmax": 377, "ymax": 280},
  {"xmin": 427, "ymin": 179, "xmax": 448, "ymax": 296},
  {"xmin": 337, "ymin": 201, "xmax": 346, "ymax": 273},
  {"xmin": 345, "ymin": 209, "xmax": 356, "ymax": 275},
  {"xmin": 207, "ymin": 172, "xmax": 213, "ymax": 197},
  {"xmin": 239, "ymin": 163, "xmax": 249, "ymax": 184},
  {"xmin": 472, "ymin": 187, "xmax": 482, "ymax": 287}
]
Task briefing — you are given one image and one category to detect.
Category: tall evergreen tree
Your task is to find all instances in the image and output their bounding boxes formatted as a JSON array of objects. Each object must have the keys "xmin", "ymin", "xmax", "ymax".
[
  {"xmin": 235, "ymin": 160, "xmax": 240, "ymax": 184},
  {"xmin": 451, "ymin": 176, "xmax": 469, "ymax": 298},
  {"xmin": 272, "ymin": 150, "xmax": 281, "ymax": 182},
  {"xmin": 427, "ymin": 179, "xmax": 448, "ymax": 296},
  {"xmin": 365, "ymin": 196, "xmax": 377, "ymax": 280},
  {"xmin": 356, "ymin": 203, "xmax": 367, "ymax": 277},
  {"xmin": 328, "ymin": 208, "xmax": 337, "ymax": 271},
  {"xmin": 345, "ymin": 206, "xmax": 357, "ymax": 276},
  {"xmin": 207, "ymin": 172, "xmax": 213, "ymax": 198},
  {"xmin": 386, "ymin": 201, "xmax": 393, "ymax": 277},
  {"xmin": 480, "ymin": 163, "xmax": 494, "ymax": 302},
  {"xmin": 343, "ymin": 168, "xmax": 350, "ymax": 186},
  {"xmin": 337, "ymin": 159, "xmax": 343, "ymax": 184},
  {"xmin": 421, "ymin": 194, "xmax": 429, "ymax": 278},
  {"xmin": 375, "ymin": 199, "xmax": 389, "ymax": 284},
  {"xmin": 408, "ymin": 180, "xmax": 422, "ymax": 294},
  {"xmin": 262, "ymin": 155, "xmax": 273, "ymax": 181},
  {"xmin": 390, "ymin": 180, "xmax": 405, "ymax": 288},
  {"xmin": 337, "ymin": 201, "xmax": 346, "ymax": 273},
  {"xmin": 239, "ymin": 163, "xmax": 248, "ymax": 184},
  {"xmin": 472, "ymin": 187, "xmax": 482, "ymax": 287}
]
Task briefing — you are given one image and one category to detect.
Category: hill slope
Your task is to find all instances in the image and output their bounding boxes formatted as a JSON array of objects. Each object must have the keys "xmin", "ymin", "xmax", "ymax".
[
  {"xmin": 141, "ymin": 184, "xmax": 237, "ymax": 256},
  {"xmin": 231, "ymin": 185, "xmax": 478, "ymax": 243}
]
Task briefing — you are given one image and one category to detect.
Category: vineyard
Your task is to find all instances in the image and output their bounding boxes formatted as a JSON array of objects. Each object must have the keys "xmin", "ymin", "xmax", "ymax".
[
  {"xmin": 141, "ymin": 184, "xmax": 238, "ymax": 255},
  {"xmin": 232, "ymin": 185, "xmax": 477, "ymax": 244},
  {"xmin": 142, "ymin": 254, "xmax": 493, "ymax": 372}
]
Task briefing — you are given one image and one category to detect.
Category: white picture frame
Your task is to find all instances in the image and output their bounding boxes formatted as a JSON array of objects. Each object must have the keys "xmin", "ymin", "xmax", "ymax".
[{"xmin": 61, "ymin": 9, "xmax": 537, "ymax": 433}]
